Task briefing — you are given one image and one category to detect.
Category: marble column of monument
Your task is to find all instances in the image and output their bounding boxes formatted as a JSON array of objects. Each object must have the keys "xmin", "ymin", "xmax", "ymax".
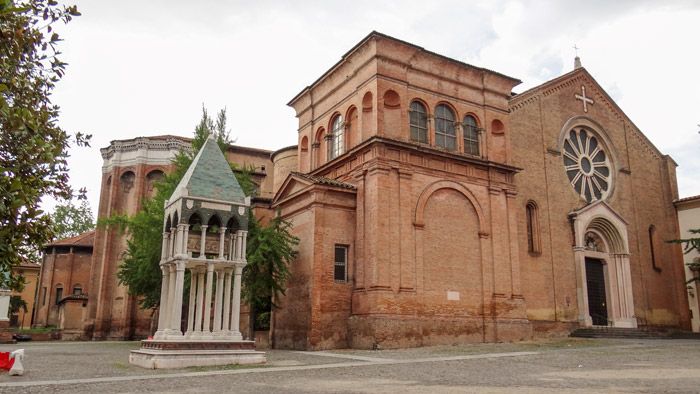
[{"xmin": 129, "ymin": 134, "xmax": 264, "ymax": 368}]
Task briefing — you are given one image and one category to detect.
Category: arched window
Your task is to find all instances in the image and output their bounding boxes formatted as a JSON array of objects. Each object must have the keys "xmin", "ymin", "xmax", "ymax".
[
  {"xmin": 409, "ymin": 101, "xmax": 428, "ymax": 143},
  {"xmin": 55, "ymin": 285, "xmax": 64, "ymax": 305},
  {"xmin": 188, "ymin": 212, "xmax": 202, "ymax": 232},
  {"xmin": 207, "ymin": 215, "xmax": 222, "ymax": 234},
  {"xmin": 120, "ymin": 171, "xmax": 135, "ymax": 194},
  {"xmin": 72, "ymin": 285, "xmax": 83, "ymax": 295},
  {"xmin": 328, "ymin": 115, "xmax": 344, "ymax": 160},
  {"xmin": 434, "ymin": 104, "xmax": 456, "ymax": 150},
  {"xmin": 146, "ymin": 170, "xmax": 165, "ymax": 196},
  {"xmin": 463, "ymin": 115, "xmax": 479, "ymax": 156},
  {"xmin": 649, "ymin": 225, "xmax": 661, "ymax": 272},
  {"xmin": 526, "ymin": 201, "xmax": 541, "ymax": 254}
]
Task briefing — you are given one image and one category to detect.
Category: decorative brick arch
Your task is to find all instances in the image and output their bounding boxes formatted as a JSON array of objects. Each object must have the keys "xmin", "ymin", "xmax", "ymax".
[{"xmin": 414, "ymin": 180, "xmax": 487, "ymax": 234}]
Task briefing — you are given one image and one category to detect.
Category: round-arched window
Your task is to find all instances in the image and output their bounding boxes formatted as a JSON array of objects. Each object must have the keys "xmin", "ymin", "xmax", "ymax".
[
  {"xmin": 434, "ymin": 104, "xmax": 456, "ymax": 150},
  {"xmin": 562, "ymin": 127, "xmax": 611, "ymax": 203},
  {"xmin": 328, "ymin": 115, "xmax": 344, "ymax": 160}
]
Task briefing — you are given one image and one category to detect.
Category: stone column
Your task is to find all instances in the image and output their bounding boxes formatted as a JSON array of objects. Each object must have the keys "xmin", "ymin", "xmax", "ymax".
[
  {"xmin": 213, "ymin": 269, "xmax": 224, "ymax": 332},
  {"xmin": 167, "ymin": 264, "xmax": 177, "ymax": 330},
  {"xmin": 186, "ymin": 268, "xmax": 197, "ymax": 335},
  {"xmin": 194, "ymin": 268, "xmax": 205, "ymax": 333},
  {"xmin": 230, "ymin": 265, "xmax": 243, "ymax": 337},
  {"xmin": 182, "ymin": 224, "xmax": 190, "ymax": 257},
  {"xmin": 228, "ymin": 234, "xmax": 234, "ymax": 261},
  {"xmin": 203, "ymin": 263, "xmax": 214, "ymax": 333},
  {"xmin": 574, "ymin": 247, "xmax": 592, "ymax": 326},
  {"xmin": 239, "ymin": 231, "xmax": 248, "ymax": 261},
  {"xmin": 155, "ymin": 265, "xmax": 170, "ymax": 337},
  {"xmin": 235, "ymin": 232, "xmax": 243, "ymax": 260},
  {"xmin": 222, "ymin": 269, "xmax": 232, "ymax": 332},
  {"xmin": 218, "ymin": 227, "xmax": 227, "ymax": 259},
  {"xmin": 200, "ymin": 225, "xmax": 208, "ymax": 258},
  {"xmin": 161, "ymin": 232, "xmax": 169, "ymax": 260},
  {"xmin": 170, "ymin": 227, "xmax": 177, "ymax": 259},
  {"xmin": 166, "ymin": 231, "xmax": 173, "ymax": 260},
  {"xmin": 170, "ymin": 261, "xmax": 186, "ymax": 335},
  {"xmin": 173, "ymin": 225, "xmax": 181, "ymax": 257}
]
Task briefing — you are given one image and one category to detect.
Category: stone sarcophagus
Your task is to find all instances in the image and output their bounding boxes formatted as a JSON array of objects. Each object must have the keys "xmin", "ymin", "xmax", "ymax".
[{"xmin": 130, "ymin": 135, "xmax": 265, "ymax": 369}]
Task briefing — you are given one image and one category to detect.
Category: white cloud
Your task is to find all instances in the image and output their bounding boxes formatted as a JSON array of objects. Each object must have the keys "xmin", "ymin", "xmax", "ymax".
[{"xmin": 48, "ymin": 0, "xmax": 700, "ymax": 213}]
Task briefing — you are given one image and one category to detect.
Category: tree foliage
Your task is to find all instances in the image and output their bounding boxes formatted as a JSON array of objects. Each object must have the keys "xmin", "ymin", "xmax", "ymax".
[
  {"xmin": 673, "ymin": 229, "xmax": 700, "ymax": 255},
  {"xmin": 670, "ymin": 228, "xmax": 700, "ymax": 273},
  {"xmin": 0, "ymin": 0, "xmax": 88, "ymax": 289},
  {"xmin": 242, "ymin": 213, "xmax": 298, "ymax": 332},
  {"xmin": 105, "ymin": 107, "xmax": 290, "ymax": 315},
  {"xmin": 104, "ymin": 107, "xmax": 231, "ymax": 309},
  {"xmin": 49, "ymin": 199, "xmax": 94, "ymax": 240}
]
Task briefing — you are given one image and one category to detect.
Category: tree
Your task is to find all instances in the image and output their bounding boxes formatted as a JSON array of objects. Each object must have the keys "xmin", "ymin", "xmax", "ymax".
[
  {"xmin": 106, "ymin": 106, "xmax": 232, "ymax": 310},
  {"xmin": 242, "ymin": 213, "xmax": 297, "ymax": 336},
  {"xmin": 0, "ymin": 0, "xmax": 88, "ymax": 290},
  {"xmin": 9, "ymin": 295, "xmax": 27, "ymax": 326},
  {"xmin": 49, "ymin": 199, "xmax": 94, "ymax": 240},
  {"xmin": 675, "ymin": 229, "xmax": 700, "ymax": 254},
  {"xmin": 671, "ymin": 229, "xmax": 700, "ymax": 272}
]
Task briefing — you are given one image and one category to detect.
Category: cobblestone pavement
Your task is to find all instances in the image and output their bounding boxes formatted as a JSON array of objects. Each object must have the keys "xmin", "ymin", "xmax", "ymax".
[{"xmin": 0, "ymin": 338, "xmax": 699, "ymax": 393}]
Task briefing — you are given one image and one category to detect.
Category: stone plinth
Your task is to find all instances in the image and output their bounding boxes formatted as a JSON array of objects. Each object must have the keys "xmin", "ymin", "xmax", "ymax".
[
  {"xmin": 129, "ymin": 346, "xmax": 265, "ymax": 369},
  {"xmin": 139, "ymin": 339, "xmax": 256, "ymax": 351}
]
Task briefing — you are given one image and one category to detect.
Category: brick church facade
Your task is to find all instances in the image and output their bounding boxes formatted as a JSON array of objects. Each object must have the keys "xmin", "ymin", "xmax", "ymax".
[{"xmin": 38, "ymin": 32, "xmax": 689, "ymax": 347}]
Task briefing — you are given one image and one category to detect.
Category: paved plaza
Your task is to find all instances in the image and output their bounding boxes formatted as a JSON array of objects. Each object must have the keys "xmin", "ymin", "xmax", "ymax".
[{"xmin": 0, "ymin": 338, "xmax": 699, "ymax": 393}]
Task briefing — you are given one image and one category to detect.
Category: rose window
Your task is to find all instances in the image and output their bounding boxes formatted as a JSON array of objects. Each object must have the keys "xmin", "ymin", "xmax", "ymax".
[{"xmin": 562, "ymin": 128, "xmax": 611, "ymax": 203}]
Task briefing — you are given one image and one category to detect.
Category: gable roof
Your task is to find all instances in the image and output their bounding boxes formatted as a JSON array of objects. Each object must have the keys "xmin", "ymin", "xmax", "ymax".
[
  {"xmin": 169, "ymin": 136, "xmax": 247, "ymax": 204},
  {"xmin": 46, "ymin": 230, "xmax": 95, "ymax": 249},
  {"xmin": 272, "ymin": 171, "xmax": 356, "ymax": 207},
  {"xmin": 289, "ymin": 172, "xmax": 356, "ymax": 190},
  {"xmin": 509, "ymin": 67, "xmax": 668, "ymax": 161}
]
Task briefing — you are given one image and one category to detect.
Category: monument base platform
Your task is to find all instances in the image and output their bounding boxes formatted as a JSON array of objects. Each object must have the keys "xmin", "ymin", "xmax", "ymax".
[{"xmin": 129, "ymin": 340, "xmax": 266, "ymax": 369}]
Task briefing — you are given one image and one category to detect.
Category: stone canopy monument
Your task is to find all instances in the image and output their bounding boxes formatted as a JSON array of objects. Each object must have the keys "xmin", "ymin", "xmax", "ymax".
[{"xmin": 129, "ymin": 135, "xmax": 266, "ymax": 368}]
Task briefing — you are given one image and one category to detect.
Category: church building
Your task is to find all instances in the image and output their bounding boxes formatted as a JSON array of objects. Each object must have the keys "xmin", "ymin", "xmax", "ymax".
[
  {"xmin": 270, "ymin": 32, "xmax": 689, "ymax": 349},
  {"xmin": 37, "ymin": 32, "xmax": 690, "ymax": 348}
]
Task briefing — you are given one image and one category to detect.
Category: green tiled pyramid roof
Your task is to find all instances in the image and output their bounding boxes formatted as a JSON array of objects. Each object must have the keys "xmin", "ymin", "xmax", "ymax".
[{"xmin": 170, "ymin": 135, "xmax": 247, "ymax": 204}]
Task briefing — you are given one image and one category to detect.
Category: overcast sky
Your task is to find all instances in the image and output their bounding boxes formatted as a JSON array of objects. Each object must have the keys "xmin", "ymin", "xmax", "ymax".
[{"xmin": 50, "ymin": 0, "xmax": 700, "ymax": 214}]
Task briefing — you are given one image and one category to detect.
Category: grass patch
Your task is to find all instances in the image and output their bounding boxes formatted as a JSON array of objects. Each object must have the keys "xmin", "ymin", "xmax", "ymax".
[
  {"xmin": 113, "ymin": 362, "xmax": 130, "ymax": 370},
  {"xmin": 15, "ymin": 326, "xmax": 57, "ymax": 334}
]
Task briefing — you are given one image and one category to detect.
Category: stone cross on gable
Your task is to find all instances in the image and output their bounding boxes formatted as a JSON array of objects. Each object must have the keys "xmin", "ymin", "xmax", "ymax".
[{"xmin": 575, "ymin": 85, "xmax": 594, "ymax": 113}]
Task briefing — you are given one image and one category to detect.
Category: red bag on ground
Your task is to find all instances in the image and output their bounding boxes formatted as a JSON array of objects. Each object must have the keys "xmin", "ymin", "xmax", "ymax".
[{"xmin": 0, "ymin": 352, "xmax": 15, "ymax": 371}]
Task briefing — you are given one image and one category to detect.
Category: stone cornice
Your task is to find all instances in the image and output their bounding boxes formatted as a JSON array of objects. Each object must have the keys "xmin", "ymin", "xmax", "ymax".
[{"xmin": 100, "ymin": 136, "xmax": 192, "ymax": 160}]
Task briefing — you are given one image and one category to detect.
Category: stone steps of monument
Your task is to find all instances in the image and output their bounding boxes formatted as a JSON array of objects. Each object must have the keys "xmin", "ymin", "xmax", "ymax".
[{"xmin": 570, "ymin": 327, "xmax": 700, "ymax": 340}]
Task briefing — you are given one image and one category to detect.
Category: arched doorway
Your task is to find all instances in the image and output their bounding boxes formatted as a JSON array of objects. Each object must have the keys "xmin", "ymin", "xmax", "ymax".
[{"xmin": 570, "ymin": 202, "xmax": 636, "ymax": 328}]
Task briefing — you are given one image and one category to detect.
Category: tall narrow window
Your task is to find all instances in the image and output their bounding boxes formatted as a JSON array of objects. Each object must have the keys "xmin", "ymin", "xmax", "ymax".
[
  {"xmin": 328, "ymin": 115, "xmax": 344, "ymax": 160},
  {"xmin": 41, "ymin": 287, "xmax": 46, "ymax": 306},
  {"xmin": 462, "ymin": 115, "xmax": 479, "ymax": 156},
  {"xmin": 649, "ymin": 225, "xmax": 661, "ymax": 272},
  {"xmin": 409, "ymin": 101, "xmax": 428, "ymax": 143},
  {"xmin": 435, "ymin": 104, "xmax": 456, "ymax": 150},
  {"xmin": 55, "ymin": 286, "xmax": 63, "ymax": 305},
  {"xmin": 334, "ymin": 245, "xmax": 348, "ymax": 282},
  {"xmin": 526, "ymin": 201, "xmax": 541, "ymax": 254}
]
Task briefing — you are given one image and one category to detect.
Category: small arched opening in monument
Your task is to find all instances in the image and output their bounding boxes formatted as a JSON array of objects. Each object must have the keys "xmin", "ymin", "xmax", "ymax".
[
  {"xmin": 188, "ymin": 212, "xmax": 203, "ymax": 258},
  {"xmin": 204, "ymin": 215, "xmax": 223, "ymax": 259}
]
